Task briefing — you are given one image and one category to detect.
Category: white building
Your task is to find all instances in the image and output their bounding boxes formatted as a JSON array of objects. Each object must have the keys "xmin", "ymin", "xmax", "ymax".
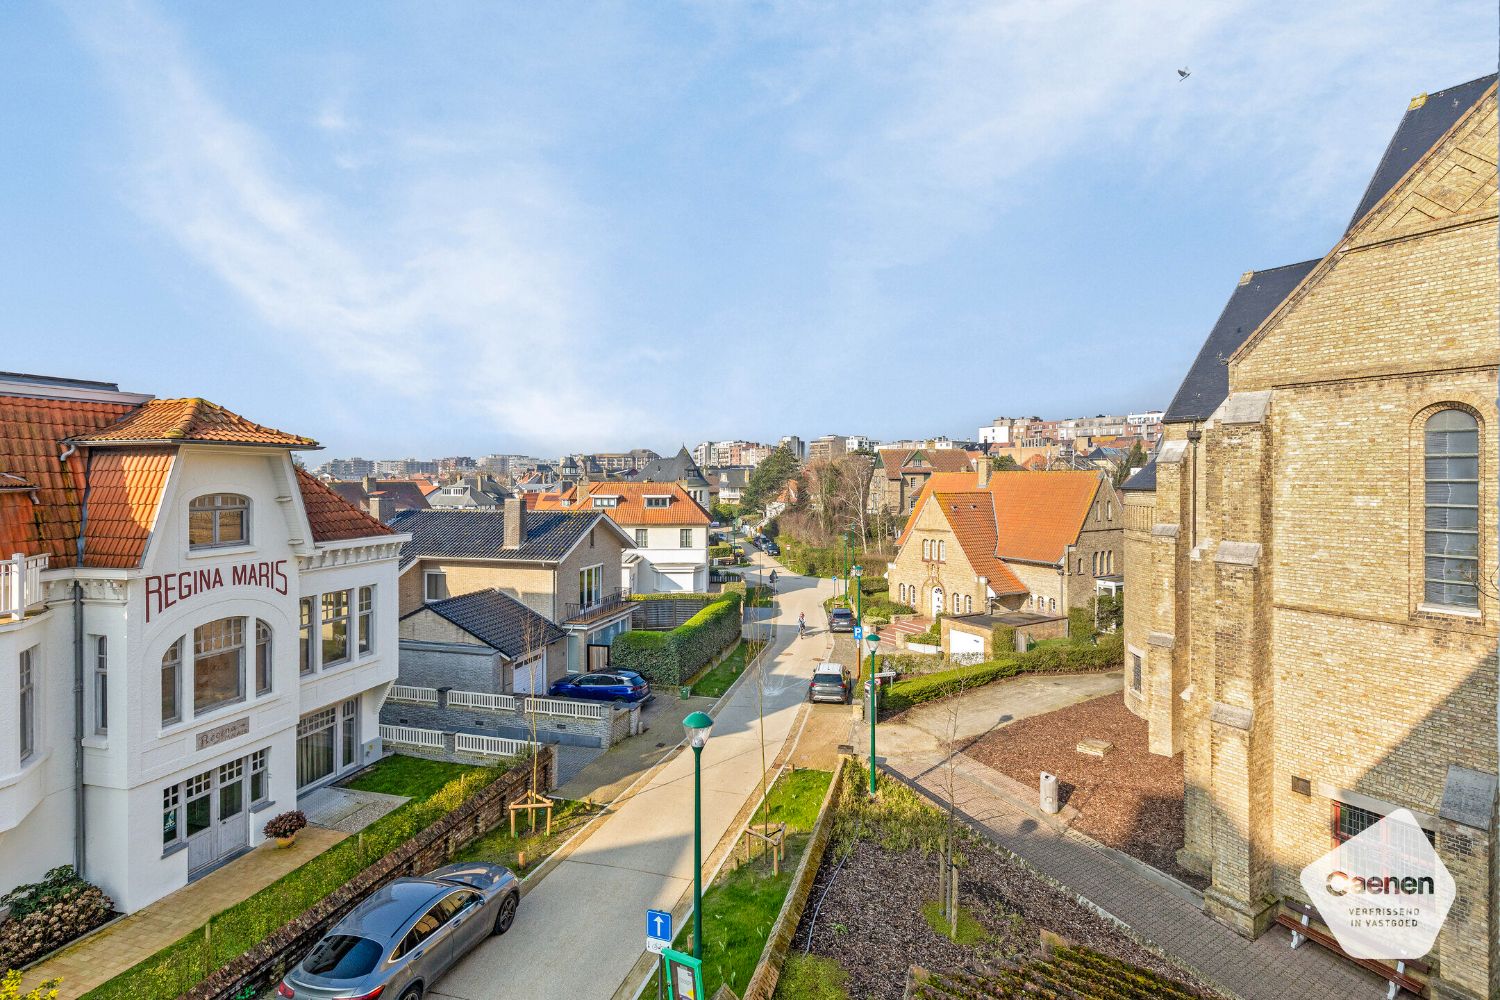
[
  {"xmin": 0, "ymin": 374, "xmax": 403, "ymax": 913},
  {"xmin": 533, "ymin": 482, "xmax": 710, "ymax": 593}
]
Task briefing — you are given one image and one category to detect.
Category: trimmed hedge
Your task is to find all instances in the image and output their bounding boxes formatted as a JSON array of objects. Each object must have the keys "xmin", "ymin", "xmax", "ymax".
[
  {"xmin": 991, "ymin": 623, "xmax": 1017, "ymax": 654},
  {"xmin": 628, "ymin": 592, "xmax": 717, "ymax": 603},
  {"xmin": 1067, "ymin": 606, "xmax": 1094, "ymax": 640},
  {"xmin": 882, "ymin": 633, "xmax": 1123, "ymax": 714},
  {"xmin": 612, "ymin": 592, "xmax": 745, "ymax": 686}
]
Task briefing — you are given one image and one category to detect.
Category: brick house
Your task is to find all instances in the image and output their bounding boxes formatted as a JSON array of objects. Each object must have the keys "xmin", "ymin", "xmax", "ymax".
[
  {"xmin": 868, "ymin": 447, "xmax": 976, "ymax": 518},
  {"xmin": 1122, "ymin": 75, "xmax": 1498, "ymax": 998},
  {"xmin": 885, "ymin": 465, "xmax": 1122, "ymax": 626},
  {"xmin": 390, "ymin": 497, "xmax": 638, "ymax": 677}
]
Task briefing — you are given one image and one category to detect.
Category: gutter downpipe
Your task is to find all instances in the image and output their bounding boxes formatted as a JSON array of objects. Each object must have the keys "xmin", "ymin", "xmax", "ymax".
[{"xmin": 71, "ymin": 445, "xmax": 92, "ymax": 879}]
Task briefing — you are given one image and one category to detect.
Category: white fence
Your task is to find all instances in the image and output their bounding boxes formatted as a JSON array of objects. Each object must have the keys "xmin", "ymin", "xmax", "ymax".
[
  {"xmin": 1, "ymin": 552, "xmax": 47, "ymax": 622},
  {"xmin": 523, "ymin": 695, "xmax": 607, "ymax": 720},
  {"xmin": 389, "ymin": 684, "xmax": 439, "ymax": 705},
  {"xmin": 454, "ymin": 733, "xmax": 538, "ymax": 758},
  {"xmin": 448, "ymin": 690, "xmax": 517, "ymax": 712},
  {"xmin": 378, "ymin": 724, "xmax": 446, "ymax": 750}
]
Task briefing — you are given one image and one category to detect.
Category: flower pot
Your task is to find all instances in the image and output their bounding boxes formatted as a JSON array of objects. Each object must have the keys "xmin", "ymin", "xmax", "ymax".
[{"xmin": 275, "ymin": 835, "xmax": 297, "ymax": 849}]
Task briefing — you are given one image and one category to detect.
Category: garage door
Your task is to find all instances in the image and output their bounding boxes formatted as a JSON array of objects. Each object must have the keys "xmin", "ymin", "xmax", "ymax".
[{"xmin": 949, "ymin": 630, "xmax": 984, "ymax": 655}]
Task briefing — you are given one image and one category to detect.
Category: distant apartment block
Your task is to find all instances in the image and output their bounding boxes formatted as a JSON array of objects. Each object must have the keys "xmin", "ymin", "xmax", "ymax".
[{"xmin": 806, "ymin": 434, "xmax": 847, "ymax": 463}]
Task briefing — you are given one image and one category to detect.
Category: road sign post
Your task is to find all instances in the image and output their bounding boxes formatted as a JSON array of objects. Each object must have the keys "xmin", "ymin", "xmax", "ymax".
[{"xmin": 646, "ymin": 908, "xmax": 672, "ymax": 953}]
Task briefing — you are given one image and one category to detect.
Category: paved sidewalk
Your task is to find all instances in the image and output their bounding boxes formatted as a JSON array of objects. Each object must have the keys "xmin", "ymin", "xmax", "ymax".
[
  {"xmin": 886, "ymin": 756, "xmax": 1386, "ymax": 1000},
  {"xmin": 429, "ymin": 555, "xmax": 834, "ymax": 1000},
  {"xmin": 21, "ymin": 826, "xmax": 347, "ymax": 999}
]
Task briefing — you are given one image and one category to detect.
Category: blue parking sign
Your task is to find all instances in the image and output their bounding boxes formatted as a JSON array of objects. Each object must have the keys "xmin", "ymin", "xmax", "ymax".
[
  {"xmin": 647, "ymin": 908, "xmax": 672, "ymax": 954},
  {"xmin": 852, "ymin": 626, "xmax": 863, "ymax": 641}
]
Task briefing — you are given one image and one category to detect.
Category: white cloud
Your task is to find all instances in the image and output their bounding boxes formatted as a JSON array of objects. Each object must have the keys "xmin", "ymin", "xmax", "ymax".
[{"xmin": 60, "ymin": 0, "xmax": 643, "ymax": 453}]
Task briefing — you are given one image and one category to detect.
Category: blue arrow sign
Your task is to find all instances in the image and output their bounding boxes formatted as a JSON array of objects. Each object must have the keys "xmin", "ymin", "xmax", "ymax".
[{"xmin": 647, "ymin": 909, "xmax": 672, "ymax": 953}]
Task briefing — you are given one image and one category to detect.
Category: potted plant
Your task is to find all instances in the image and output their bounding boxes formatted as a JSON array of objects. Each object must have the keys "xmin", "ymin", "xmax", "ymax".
[{"xmin": 262, "ymin": 810, "xmax": 307, "ymax": 848}]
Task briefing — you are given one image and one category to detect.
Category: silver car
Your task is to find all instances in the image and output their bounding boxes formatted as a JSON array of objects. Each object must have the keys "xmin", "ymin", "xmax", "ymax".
[{"xmin": 277, "ymin": 862, "xmax": 520, "ymax": 1000}]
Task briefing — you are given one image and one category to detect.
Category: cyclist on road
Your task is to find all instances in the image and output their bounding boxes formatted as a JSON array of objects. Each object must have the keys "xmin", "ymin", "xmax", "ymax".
[
  {"xmin": 798, "ymin": 612, "xmax": 806, "ymax": 637},
  {"xmin": 770, "ymin": 570, "xmax": 778, "ymax": 585}
]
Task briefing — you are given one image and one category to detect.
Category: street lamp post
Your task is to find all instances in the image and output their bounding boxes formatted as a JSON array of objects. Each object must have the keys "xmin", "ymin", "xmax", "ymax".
[
  {"xmin": 865, "ymin": 630, "xmax": 881, "ymax": 796},
  {"xmin": 682, "ymin": 711, "xmax": 714, "ymax": 959}
]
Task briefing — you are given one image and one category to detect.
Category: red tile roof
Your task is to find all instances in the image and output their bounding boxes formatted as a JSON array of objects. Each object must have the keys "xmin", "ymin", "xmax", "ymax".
[
  {"xmin": 296, "ymin": 467, "xmax": 397, "ymax": 542},
  {"xmin": 70, "ymin": 398, "xmax": 318, "ymax": 448},
  {"xmin": 81, "ymin": 449, "xmax": 174, "ymax": 568},
  {"xmin": 529, "ymin": 480, "xmax": 710, "ymax": 525},
  {"xmin": 898, "ymin": 470, "xmax": 1103, "ymax": 566},
  {"xmin": 932, "ymin": 491, "xmax": 1028, "ymax": 595},
  {"xmin": 0, "ymin": 395, "xmax": 136, "ymax": 566}
]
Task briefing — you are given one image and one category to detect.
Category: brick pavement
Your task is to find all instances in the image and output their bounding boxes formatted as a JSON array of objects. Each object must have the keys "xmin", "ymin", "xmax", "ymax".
[{"xmin": 888, "ymin": 755, "xmax": 1392, "ymax": 1000}]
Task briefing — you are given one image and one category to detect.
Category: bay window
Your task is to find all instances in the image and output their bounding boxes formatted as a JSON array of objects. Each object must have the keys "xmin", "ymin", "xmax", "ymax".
[
  {"xmin": 358, "ymin": 586, "xmax": 374, "ymax": 656},
  {"xmin": 321, "ymin": 591, "xmax": 350, "ymax": 667}
]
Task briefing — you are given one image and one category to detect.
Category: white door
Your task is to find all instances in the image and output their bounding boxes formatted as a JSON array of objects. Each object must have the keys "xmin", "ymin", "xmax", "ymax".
[
  {"xmin": 931, "ymin": 587, "xmax": 944, "ymax": 617},
  {"xmin": 216, "ymin": 759, "xmax": 248, "ymax": 857},
  {"xmin": 184, "ymin": 769, "xmax": 215, "ymax": 872},
  {"xmin": 950, "ymin": 630, "xmax": 983, "ymax": 655}
]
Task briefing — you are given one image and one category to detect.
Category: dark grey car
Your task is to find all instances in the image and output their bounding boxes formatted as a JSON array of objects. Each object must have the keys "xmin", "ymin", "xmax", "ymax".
[
  {"xmin": 808, "ymin": 662, "xmax": 852, "ymax": 703},
  {"xmin": 277, "ymin": 863, "xmax": 519, "ymax": 1000}
]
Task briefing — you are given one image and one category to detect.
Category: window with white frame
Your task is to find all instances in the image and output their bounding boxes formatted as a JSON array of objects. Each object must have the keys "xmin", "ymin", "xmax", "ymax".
[
  {"xmin": 249, "ymin": 749, "xmax": 268, "ymax": 805},
  {"xmin": 938, "ymin": 540, "xmax": 945, "ymax": 561},
  {"xmin": 679, "ymin": 528, "xmax": 692, "ymax": 548},
  {"xmin": 424, "ymin": 570, "xmax": 448, "ymax": 603},
  {"xmin": 19, "ymin": 646, "xmax": 36, "ymax": 763},
  {"xmin": 162, "ymin": 639, "xmax": 182, "ymax": 725},
  {"xmin": 1424, "ymin": 408, "xmax": 1480, "ymax": 609},
  {"xmin": 358, "ymin": 586, "xmax": 374, "ymax": 656},
  {"xmin": 162, "ymin": 785, "xmax": 181, "ymax": 849},
  {"xmin": 92, "ymin": 635, "xmax": 108, "ymax": 735},
  {"xmin": 634, "ymin": 528, "xmax": 648, "ymax": 547},
  {"xmin": 194, "ymin": 617, "xmax": 246, "ymax": 714},
  {"xmin": 188, "ymin": 493, "xmax": 249, "ymax": 548},
  {"xmin": 579, "ymin": 565, "xmax": 603, "ymax": 608},
  {"xmin": 645, "ymin": 496, "xmax": 670, "ymax": 508},
  {"xmin": 322, "ymin": 591, "xmax": 351, "ymax": 667},
  {"xmin": 299, "ymin": 598, "xmax": 314, "ymax": 675},
  {"xmin": 255, "ymin": 620, "xmax": 273, "ymax": 696}
]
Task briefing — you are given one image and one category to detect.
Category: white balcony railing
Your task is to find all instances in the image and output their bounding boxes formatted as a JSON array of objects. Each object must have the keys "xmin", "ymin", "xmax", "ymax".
[
  {"xmin": 1, "ymin": 553, "xmax": 47, "ymax": 622},
  {"xmin": 447, "ymin": 690, "xmax": 517, "ymax": 712},
  {"xmin": 389, "ymin": 684, "xmax": 439, "ymax": 705},
  {"xmin": 378, "ymin": 724, "xmax": 446, "ymax": 750},
  {"xmin": 523, "ymin": 695, "xmax": 607, "ymax": 720},
  {"xmin": 454, "ymin": 733, "xmax": 537, "ymax": 758}
]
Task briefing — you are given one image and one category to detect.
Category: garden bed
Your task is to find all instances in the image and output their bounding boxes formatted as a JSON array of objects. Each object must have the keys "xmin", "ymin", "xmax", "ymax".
[
  {"xmin": 453, "ymin": 796, "xmax": 601, "ymax": 877},
  {"xmin": 686, "ymin": 640, "xmax": 763, "ymax": 698},
  {"xmin": 782, "ymin": 765, "xmax": 1216, "ymax": 1000},
  {"xmin": 964, "ymin": 693, "xmax": 1205, "ymax": 889}
]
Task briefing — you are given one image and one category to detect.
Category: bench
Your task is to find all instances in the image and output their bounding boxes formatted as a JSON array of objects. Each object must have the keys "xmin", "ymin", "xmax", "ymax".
[{"xmin": 1275, "ymin": 899, "xmax": 1429, "ymax": 999}]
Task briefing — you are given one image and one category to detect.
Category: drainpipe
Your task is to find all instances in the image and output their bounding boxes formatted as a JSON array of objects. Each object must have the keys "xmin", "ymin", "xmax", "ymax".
[{"xmin": 71, "ymin": 445, "xmax": 94, "ymax": 880}]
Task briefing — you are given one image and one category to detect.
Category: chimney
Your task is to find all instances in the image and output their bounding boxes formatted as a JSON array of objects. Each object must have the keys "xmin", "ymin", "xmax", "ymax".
[
  {"xmin": 504, "ymin": 494, "xmax": 525, "ymax": 549},
  {"xmin": 362, "ymin": 475, "xmax": 377, "ymax": 494},
  {"xmin": 977, "ymin": 459, "xmax": 991, "ymax": 489},
  {"xmin": 366, "ymin": 494, "xmax": 394, "ymax": 523}
]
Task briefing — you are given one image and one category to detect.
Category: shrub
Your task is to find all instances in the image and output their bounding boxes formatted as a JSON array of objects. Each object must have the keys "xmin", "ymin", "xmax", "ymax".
[
  {"xmin": 1067, "ymin": 606, "xmax": 1094, "ymax": 640},
  {"xmin": 611, "ymin": 592, "xmax": 744, "ymax": 685},
  {"xmin": 881, "ymin": 633, "xmax": 1123, "ymax": 714},
  {"xmin": 708, "ymin": 543, "xmax": 733, "ymax": 560},
  {"xmin": 0, "ymin": 868, "xmax": 113, "ymax": 973},
  {"xmin": 610, "ymin": 630, "xmax": 677, "ymax": 685},
  {"xmin": 991, "ymin": 623, "xmax": 1016, "ymax": 653},
  {"xmin": 2, "ymin": 970, "xmax": 60, "ymax": 1000},
  {"xmin": 262, "ymin": 811, "xmax": 307, "ymax": 840}
]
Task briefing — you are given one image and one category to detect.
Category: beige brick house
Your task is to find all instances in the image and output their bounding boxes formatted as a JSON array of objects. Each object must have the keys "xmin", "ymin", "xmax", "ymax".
[
  {"xmin": 1122, "ymin": 75, "xmax": 1498, "ymax": 998},
  {"xmin": 868, "ymin": 447, "xmax": 976, "ymax": 518},
  {"xmin": 886, "ymin": 465, "xmax": 1122, "ymax": 625}
]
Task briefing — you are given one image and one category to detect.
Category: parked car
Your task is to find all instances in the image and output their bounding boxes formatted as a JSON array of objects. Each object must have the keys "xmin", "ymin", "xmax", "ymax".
[
  {"xmin": 764, "ymin": 541, "xmax": 781, "ymax": 556},
  {"xmin": 549, "ymin": 670, "xmax": 652, "ymax": 703},
  {"xmin": 828, "ymin": 607, "xmax": 854, "ymax": 633},
  {"xmin": 277, "ymin": 863, "xmax": 519, "ymax": 1000},
  {"xmin": 808, "ymin": 662, "xmax": 853, "ymax": 703}
]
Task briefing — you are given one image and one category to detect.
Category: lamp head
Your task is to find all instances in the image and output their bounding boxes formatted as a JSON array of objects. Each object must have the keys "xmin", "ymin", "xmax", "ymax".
[
  {"xmin": 851, "ymin": 565, "xmax": 863, "ymax": 578},
  {"xmin": 683, "ymin": 711, "xmax": 714, "ymax": 749},
  {"xmin": 866, "ymin": 632, "xmax": 881, "ymax": 650}
]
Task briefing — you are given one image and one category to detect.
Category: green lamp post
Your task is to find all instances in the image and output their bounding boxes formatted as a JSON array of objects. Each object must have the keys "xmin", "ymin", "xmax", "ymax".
[
  {"xmin": 865, "ymin": 629, "xmax": 881, "ymax": 796},
  {"xmin": 683, "ymin": 711, "xmax": 715, "ymax": 958}
]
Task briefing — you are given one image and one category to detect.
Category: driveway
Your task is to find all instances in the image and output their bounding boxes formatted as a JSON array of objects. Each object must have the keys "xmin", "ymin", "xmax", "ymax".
[{"xmin": 428, "ymin": 550, "xmax": 834, "ymax": 1000}]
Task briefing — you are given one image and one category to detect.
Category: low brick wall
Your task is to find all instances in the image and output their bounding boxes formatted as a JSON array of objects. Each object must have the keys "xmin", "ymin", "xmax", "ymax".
[
  {"xmin": 180, "ymin": 746, "xmax": 553, "ymax": 1000},
  {"xmin": 739, "ymin": 757, "xmax": 848, "ymax": 1000}
]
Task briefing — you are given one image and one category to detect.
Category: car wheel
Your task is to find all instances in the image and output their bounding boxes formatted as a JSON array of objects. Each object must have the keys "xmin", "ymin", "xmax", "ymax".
[
  {"xmin": 399, "ymin": 986, "xmax": 422, "ymax": 1000},
  {"xmin": 493, "ymin": 892, "xmax": 519, "ymax": 935}
]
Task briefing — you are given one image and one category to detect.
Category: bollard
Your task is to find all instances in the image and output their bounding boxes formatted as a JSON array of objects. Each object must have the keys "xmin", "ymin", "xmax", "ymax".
[{"xmin": 1040, "ymin": 772, "xmax": 1060, "ymax": 814}]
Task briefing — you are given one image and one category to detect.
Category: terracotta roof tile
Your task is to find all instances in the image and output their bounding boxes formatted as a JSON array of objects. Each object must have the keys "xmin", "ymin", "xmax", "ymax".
[
  {"xmin": 0, "ymin": 395, "xmax": 137, "ymax": 565},
  {"xmin": 81, "ymin": 448, "xmax": 174, "ymax": 568},
  {"xmin": 898, "ymin": 470, "xmax": 1103, "ymax": 566},
  {"xmin": 70, "ymin": 398, "xmax": 318, "ymax": 448},
  {"xmin": 933, "ymin": 492, "xmax": 1028, "ymax": 595},
  {"xmin": 529, "ymin": 480, "xmax": 709, "ymax": 525},
  {"xmin": 296, "ymin": 467, "xmax": 397, "ymax": 542}
]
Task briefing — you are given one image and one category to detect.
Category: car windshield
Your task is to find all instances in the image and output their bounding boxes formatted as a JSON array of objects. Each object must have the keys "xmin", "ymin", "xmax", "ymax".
[
  {"xmin": 814, "ymin": 667, "xmax": 843, "ymax": 680},
  {"xmin": 304, "ymin": 935, "xmax": 384, "ymax": 979},
  {"xmin": 832, "ymin": 610, "xmax": 852, "ymax": 620}
]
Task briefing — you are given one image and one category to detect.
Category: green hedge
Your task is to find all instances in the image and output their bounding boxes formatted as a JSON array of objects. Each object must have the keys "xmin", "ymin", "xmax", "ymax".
[
  {"xmin": 881, "ymin": 633, "xmax": 1123, "ymax": 714},
  {"xmin": 991, "ymin": 623, "xmax": 1016, "ymax": 653},
  {"xmin": 1067, "ymin": 606, "xmax": 1094, "ymax": 640},
  {"xmin": 709, "ymin": 543, "xmax": 733, "ymax": 560},
  {"xmin": 81, "ymin": 764, "xmax": 510, "ymax": 1000},
  {"xmin": 628, "ymin": 592, "xmax": 717, "ymax": 603},
  {"xmin": 612, "ymin": 592, "xmax": 745, "ymax": 686}
]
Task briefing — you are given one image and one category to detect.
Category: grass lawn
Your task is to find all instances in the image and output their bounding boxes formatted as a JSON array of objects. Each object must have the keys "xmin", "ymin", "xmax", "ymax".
[
  {"xmin": 688, "ymin": 640, "xmax": 762, "ymax": 698},
  {"xmin": 452, "ymin": 797, "xmax": 600, "ymax": 877},
  {"xmin": 773, "ymin": 954, "xmax": 851, "ymax": 999},
  {"xmin": 344, "ymin": 754, "xmax": 488, "ymax": 801},
  {"xmin": 656, "ymin": 767, "xmax": 833, "ymax": 999},
  {"xmin": 921, "ymin": 900, "xmax": 990, "ymax": 946}
]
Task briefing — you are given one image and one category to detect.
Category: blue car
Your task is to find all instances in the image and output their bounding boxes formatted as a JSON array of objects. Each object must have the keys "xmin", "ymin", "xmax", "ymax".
[{"xmin": 549, "ymin": 670, "xmax": 652, "ymax": 703}]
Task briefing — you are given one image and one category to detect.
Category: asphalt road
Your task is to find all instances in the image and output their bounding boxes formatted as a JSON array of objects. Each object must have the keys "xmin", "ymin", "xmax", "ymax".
[{"xmin": 427, "ymin": 552, "xmax": 835, "ymax": 1000}]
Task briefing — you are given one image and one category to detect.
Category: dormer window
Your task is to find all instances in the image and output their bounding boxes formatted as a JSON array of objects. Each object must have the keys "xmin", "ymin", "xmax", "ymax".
[
  {"xmin": 593, "ymin": 495, "xmax": 620, "ymax": 508},
  {"xmin": 189, "ymin": 494, "xmax": 248, "ymax": 549},
  {"xmin": 645, "ymin": 495, "xmax": 671, "ymax": 508}
]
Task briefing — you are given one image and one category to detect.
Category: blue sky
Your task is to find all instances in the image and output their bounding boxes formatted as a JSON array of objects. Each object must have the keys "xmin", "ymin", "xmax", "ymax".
[{"xmin": 1, "ymin": 2, "xmax": 1494, "ymax": 458}]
